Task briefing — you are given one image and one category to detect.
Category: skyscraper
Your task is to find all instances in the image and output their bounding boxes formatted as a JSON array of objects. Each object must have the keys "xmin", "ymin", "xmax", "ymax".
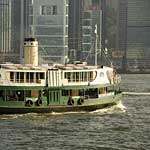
[
  {"xmin": 24, "ymin": 0, "xmax": 69, "ymax": 64},
  {"xmin": 127, "ymin": 0, "xmax": 150, "ymax": 71},
  {"xmin": 106, "ymin": 0, "xmax": 127, "ymax": 70},
  {"xmin": 0, "ymin": 0, "xmax": 69, "ymax": 64},
  {"xmin": 69, "ymin": 0, "xmax": 103, "ymax": 65},
  {"xmin": 0, "ymin": 0, "xmax": 22, "ymax": 63},
  {"xmin": 68, "ymin": 0, "xmax": 82, "ymax": 62}
]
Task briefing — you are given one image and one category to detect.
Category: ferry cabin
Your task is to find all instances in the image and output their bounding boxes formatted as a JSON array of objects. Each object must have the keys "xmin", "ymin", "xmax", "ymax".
[
  {"xmin": 0, "ymin": 64, "xmax": 47, "ymax": 106},
  {"xmin": 0, "ymin": 64, "xmax": 118, "ymax": 107},
  {"xmin": 46, "ymin": 64, "xmax": 117, "ymax": 106}
]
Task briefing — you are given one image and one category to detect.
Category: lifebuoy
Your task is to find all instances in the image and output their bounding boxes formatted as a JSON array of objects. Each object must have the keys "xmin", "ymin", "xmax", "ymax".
[
  {"xmin": 25, "ymin": 100, "xmax": 33, "ymax": 107},
  {"xmin": 77, "ymin": 98, "xmax": 84, "ymax": 105},
  {"xmin": 67, "ymin": 97, "xmax": 74, "ymax": 105}
]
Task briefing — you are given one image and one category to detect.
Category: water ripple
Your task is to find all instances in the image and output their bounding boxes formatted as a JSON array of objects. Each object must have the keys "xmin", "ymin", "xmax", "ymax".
[{"xmin": 0, "ymin": 74, "xmax": 150, "ymax": 150}]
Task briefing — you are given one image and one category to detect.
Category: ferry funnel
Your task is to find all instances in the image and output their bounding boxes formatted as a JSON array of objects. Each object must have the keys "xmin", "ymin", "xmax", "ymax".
[{"xmin": 24, "ymin": 38, "xmax": 38, "ymax": 66}]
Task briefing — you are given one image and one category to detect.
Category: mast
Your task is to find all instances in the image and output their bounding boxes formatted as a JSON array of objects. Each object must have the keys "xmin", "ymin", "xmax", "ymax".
[{"xmin": 94, "ymin": 24, "xmax": 98, "ymax": 66}]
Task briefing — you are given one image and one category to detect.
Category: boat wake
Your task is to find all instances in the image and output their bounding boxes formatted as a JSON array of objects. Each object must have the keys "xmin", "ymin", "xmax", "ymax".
[
  {"xmin": 47, "ymin": 111, "xmax": 88, "ymax": 116},
  {"xmin": 0, "ymin": 114, "xmax": 25, "ymax": 120},
  {"xmin": 123, "ymin": 92, "xmax": 150, "ymax": 96},
  {"xmin": 116, "ymin": 101, "xmax": 126, "ymax": 112},
  {"xmin": 0, "ymin": 102, "xmax": 126, "ymax": 119},
  {"xmin": 89, "ymin": 101, "xmax": 126, "ymax": 114}
]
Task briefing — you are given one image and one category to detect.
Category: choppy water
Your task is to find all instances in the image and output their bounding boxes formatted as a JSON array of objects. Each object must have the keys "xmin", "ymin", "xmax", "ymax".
[{"xmin": 0, "ymin": 74, "xmax": 150, "ymax": 150}]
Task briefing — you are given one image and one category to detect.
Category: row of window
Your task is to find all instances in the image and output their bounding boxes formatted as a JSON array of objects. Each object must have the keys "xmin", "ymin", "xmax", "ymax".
[
  {"xmin": 9, "ymin": 72, "xmax": 45, "ymax": 83},
  {"xmin": 62, "ymin": 87, "xmax": 109, "ymax": 98},
  {"xmin": 64, "ymin": 71, "xmax": 96, "ymax": 82}
]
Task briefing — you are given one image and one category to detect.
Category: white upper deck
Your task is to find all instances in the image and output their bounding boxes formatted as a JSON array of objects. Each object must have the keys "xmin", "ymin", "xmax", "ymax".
[{"xmin": 0, "ymin": 62, "xmax": 119, "ymax": 87}]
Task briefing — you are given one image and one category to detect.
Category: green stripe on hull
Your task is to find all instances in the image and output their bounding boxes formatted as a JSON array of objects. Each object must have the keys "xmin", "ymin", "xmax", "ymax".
[{"xmin": 0, "ymin": 93, "xmax": 122, "ymax": 114}]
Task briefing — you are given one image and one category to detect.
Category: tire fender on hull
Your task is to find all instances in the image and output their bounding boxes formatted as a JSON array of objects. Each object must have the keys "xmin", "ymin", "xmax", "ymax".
[
  {"xmin": 77, "ymin": 98, "xmax": 84, "ymax": 105},
  {"xmin": 67, "ymin": 97, "xmax": 74, "ymax": 105},
  {"xmin": 25, "ymin": 99, "xmax": 33, "ymax": 107}
]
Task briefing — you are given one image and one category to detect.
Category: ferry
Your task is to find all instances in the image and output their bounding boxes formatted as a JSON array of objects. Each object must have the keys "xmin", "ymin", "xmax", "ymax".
[{"xmin": 0, "ymin": 38, "xmax": 122, "ymax": 114}]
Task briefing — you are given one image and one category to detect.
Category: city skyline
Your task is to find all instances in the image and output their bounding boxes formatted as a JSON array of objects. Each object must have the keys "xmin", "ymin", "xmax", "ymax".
[{"xmin": 0, "ymin": 0, "xmax": 150, "ymax": 72}]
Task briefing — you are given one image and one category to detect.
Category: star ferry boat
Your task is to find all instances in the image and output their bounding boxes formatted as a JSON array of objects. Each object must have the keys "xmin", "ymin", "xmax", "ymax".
[{"xmin": 0, "ymin": 38, "xmax": 122, "ymax": 114}]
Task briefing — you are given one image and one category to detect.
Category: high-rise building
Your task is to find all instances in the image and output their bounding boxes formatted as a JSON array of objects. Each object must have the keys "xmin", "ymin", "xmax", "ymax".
[
  {"xmin": 68, "ymin": 0, "xmax": 82, "ymax": 62},
  {"xmin": 0, "ymin": 0, "xmax": 22, "ymax": 63},
  {"xmin": 81, "ymin": 0, "xmax": 102, "ymax": 65},
  {"xmin": 69, "ymin": 0, "xmax": 103, "ymax": 65},
  {"xmin": 127, "ymin": 0, "xmax": 150, "ymax": 71},
  {"xmin": 25, "ymin": 0, "xmax": 69, "ymax": 64},
  {"xmin": 0, "ymin": 0, "xmax": 68, "ymax": 64},
  {"xmin": 0, "ymin": 0, "xmax": 10, "ymax": 63},
  {"xmin": 107, "ymin": 0, "xmax": 150, "ymax": 71},
  {"xmin": 105, "ymin": 0, "xmax": 127, "ymax": 70}
]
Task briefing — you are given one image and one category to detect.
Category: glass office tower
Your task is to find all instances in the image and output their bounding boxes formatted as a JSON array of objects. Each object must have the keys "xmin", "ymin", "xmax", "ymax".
[
  {"xmin": 0, "ymin": 0, "xmax": 10, "ymax": 63},
  {"xmin": 0, "ymin": 0, "xmax": 22, "ymax": 63},
  {"xmin": 25, "ymin": 0, "xmax": 69, "ymax": 64},
  {"xmin": 127, "ymin": 0, "xmax": 150, "ymax": 70},
  {"xmin": 81, "ymin": 0, "xmax": 102, "ymax": 65}
]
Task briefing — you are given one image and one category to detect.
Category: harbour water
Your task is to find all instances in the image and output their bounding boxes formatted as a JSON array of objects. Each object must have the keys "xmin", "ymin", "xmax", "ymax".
[{"xmin": 0, "ymin": 74, "xmax": 150, "ymax": 150}]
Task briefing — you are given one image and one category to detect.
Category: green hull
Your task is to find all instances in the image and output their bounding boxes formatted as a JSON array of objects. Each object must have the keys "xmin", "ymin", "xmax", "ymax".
[{"xmin": 0, "ymin": 93, "xmax": 122, "ymax": 115}]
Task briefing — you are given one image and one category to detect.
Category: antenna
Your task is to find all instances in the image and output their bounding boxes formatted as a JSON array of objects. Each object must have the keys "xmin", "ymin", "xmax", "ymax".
[{"xmin": 94, "ymin": 24, "xmax": 98, "ymax": 66}]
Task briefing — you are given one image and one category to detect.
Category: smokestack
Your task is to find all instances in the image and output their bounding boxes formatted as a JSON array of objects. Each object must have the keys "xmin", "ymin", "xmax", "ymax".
[{"xmin": 24, "ymin": 38, "xmax": 38, "ymax": 66}]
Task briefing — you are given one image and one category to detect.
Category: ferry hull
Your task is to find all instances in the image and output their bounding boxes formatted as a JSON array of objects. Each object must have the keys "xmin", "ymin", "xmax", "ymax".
[{"xmin": 0, "ymin": 93, "xmax": 122, "ymax": 115}]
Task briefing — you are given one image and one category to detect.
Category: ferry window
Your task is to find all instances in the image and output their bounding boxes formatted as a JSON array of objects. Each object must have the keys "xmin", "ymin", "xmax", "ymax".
[
  {"xmin": 10, "ymin": 72, "xmax": 14, "ymax": 82},
  {"xmin": 76, "ymin": 72, "xmax": 79, "ymax": 82},
  {"xmin": 79, "ymin": 89, "xmax": 84, "ymax": 96},
  {"xmin": 20, "ymin": 72, "xmax": 24, "ymax": 83},
  {"xmin": 73, "ymin": 72, "xmax": 76, "ymax": 82},
  {"xmin": 81, "ymin": 72, "xmax": 84, "ymax": 81},
  {"xmin": 62, "ymin": 90, "xmax": 69, "ymax": 96},
  {"xmin": 25, "ymin": 91, "xmax": 31, "ymax": 97},
  {"xmin": 26, "ymin": 72, "xmax": 30, "ymax": 82},
  {"xmin": 99, "ymin": 88, "xmax": 106, "ymax": 94},
  {"xmin": 65, "ymin": 72, "xmax": 67, "ymax": 78},
  {"xmin": 36, "ymin": 73, "xmax": 39, "ymax": 82},
  {"xmin": 40, "ymin": 72, "xmax": 45, "ymax": 79},
  {"xmin": 65, "ymin": 72, "xmax": 71, "ymax": 81},
  {"xmin": 84, "ymin": 72, "xmax": 87, "ymax": 81},
  {"xmin": 72, "ymin": 90, "xmax": 79, "ymax": 96},
  {"xmin": 16, "ymin": 72, "xmax": 19, "ymax": 82},
  {"xmin": 30, "ymin": 72, "xmax": 34, "ymax": 82},
  {"xmin": 89, "ymin": 88, "xmax": 98, "ymax": 98},
  {"xmin": 89, "ymin": 72, "xmax": 93, "ymax": 81}
]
